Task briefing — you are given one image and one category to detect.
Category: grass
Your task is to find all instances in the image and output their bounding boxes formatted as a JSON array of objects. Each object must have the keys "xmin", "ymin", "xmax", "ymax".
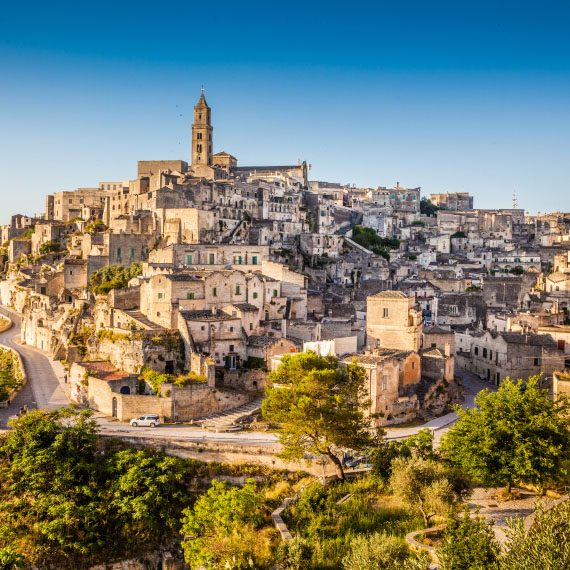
[
  {"xmin": 283, "ymin": 475, "xmax": 424, "ymax": 569},
  {"xmin": 0, "ymin": 348, "xmax": 23, "ymax": 402}
]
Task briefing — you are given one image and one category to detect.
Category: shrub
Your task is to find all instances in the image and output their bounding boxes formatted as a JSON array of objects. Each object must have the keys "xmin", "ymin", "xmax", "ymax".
[{"xmin": 437, "ymin": 506, "xmax": 500, "ymax": 570}]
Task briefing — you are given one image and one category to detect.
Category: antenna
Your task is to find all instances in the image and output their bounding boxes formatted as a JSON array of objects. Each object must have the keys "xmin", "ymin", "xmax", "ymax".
[{"xmin": 512, "ymin": 191, "xmax": 518, "ymax": 209}]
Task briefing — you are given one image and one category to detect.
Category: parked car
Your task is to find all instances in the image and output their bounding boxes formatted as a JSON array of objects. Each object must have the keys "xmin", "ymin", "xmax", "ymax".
[{"xmin": 130, "ymin": 414, "xmax": 160, "ymax": 427}]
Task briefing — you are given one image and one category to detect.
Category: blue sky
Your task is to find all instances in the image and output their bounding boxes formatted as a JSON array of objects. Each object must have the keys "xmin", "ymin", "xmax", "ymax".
[{"xmin": 1, "ymin": 0, "xmax": 569, "ymax": 222}]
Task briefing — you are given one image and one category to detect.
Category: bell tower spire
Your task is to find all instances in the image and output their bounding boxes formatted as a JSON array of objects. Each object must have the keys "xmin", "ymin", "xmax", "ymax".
[{"xmin": 191, "ymin": 88, "xmax": 213, "ymax": 168}]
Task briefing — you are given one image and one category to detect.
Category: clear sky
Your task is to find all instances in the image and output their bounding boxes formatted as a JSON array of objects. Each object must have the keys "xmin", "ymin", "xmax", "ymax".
[{"xmin": 1, "ymin": 0, "xmax": 569, "ymax": 223}]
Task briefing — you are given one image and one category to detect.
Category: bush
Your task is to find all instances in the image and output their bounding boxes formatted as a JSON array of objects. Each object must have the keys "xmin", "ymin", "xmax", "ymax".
[
  {"xmin": 437, "ymin": 506, "xmax": 500, "ymax": 570},
  {"xmin": 39, "ymin": 240, "xmax": 62, "ymax": 254},
  {"xmin": 500, "ymin": 500, "xmax": 570, "ymax": 570},
  {"xmin": 89, "ymin": 262, "xmax": 142, "ymax": 295}
]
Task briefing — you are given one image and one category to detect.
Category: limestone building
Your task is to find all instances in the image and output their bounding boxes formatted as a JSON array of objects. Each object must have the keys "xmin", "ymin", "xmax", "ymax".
[{"xmin": 366, "ymin": 291, "xmax": 422, "ymax": 351}]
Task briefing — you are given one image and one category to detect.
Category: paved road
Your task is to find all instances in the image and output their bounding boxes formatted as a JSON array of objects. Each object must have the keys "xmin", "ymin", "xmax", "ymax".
[
  {"xmin": 0, "ymin": 302, "xmax": 496, "ymax": 448},
  {"xmin": 0, "ymin": 307, "xmax": 68, "ymax": 426}
]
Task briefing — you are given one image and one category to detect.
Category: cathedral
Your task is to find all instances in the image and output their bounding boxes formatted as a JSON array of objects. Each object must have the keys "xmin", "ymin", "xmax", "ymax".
[{"xmin": 189, "ymin": 89, "xmax": 308, "ymax": 186}]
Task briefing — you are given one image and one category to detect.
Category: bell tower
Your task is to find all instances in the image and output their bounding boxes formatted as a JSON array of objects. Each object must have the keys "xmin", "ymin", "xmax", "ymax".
[{"xmin": 191, "ymin": 87, "xmax": 213, "ymax": 167}]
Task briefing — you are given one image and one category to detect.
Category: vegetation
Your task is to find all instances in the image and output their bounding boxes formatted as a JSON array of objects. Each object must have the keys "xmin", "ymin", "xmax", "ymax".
[
  {"xmin": 89, "ymin": 262, "xmax": 142, "ymax": 295},
  {"xmin": 283, "ymin": 476, "xmax": 425, "ymax": 569},
  {"xmin": 465, "ymin": 284, "xmax": 481, "ymax": 291},
  {"xmin": 262, "ymin": 353, "xmax": 378, "ymax": 479},
  {"xmin": 180, "ymin": 479, "xmax": 275, "ymax": 569},
  {"xmin": 342, "ymin": 532, "xmax": 430, "ymax": 570},
  {"xmin": 84, "ymin": 219, "xmax": 107, "ymax": 233},
  {"xmin": 0, "ymin": 408, "xmax": 198, "ymax": 568},
  {"xmin": 450, "ymin": 231, "xmax": 466, "ymax": 238},
  {"xmin": 436, "ymin": 506, "xmax": 500, "ymax": 570},
  {"xmin": 389, "ymin": 456, "xmax": 469, "ymax": 526},
  {"xmin": 500, "ymin": 500, "xmax": 570, "ymax": 569},
  {"xmin": 420, "ymin": 197, "xmax": 440, "ymax": 217},
  {"xmin": 351, "ymin": 225, "xmax": 400, "ymax": 260},
  {"xmin": 441, "ymin": 375, "xmax": 570, "ymax": 492},
  {"xmin": 372, "ymin": 428, "xmax": 436, "ymax": 481},
  {"xmin": 139, "ymin": 367, "xmax": 207, "ymax": 395},
  {"xmin": 38, "ymin": 240, "xmax": 62, "ymax": 254},
  {"xmin": 0, "ymin": 348, "xmax": 23, "ymax": 402}
]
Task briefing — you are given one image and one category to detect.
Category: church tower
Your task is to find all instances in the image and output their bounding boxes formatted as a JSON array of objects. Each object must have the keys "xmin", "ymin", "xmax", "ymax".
[{"xmin": 191, "ymin": 88, "xmax": 213, "ymax": 168}]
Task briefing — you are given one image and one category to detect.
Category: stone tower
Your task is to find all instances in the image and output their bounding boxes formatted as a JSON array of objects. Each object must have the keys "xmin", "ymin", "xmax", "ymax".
[
  {"xmin": 366, "ymin": 291, "xmax": 422, "ymax": 352},
  {"xmin": 191, "ymin": 88, "xmax": 213, "ymax": 169}
]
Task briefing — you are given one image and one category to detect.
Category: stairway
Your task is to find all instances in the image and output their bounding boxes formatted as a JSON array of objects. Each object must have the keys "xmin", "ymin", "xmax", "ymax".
[{"xmin": 196, "ymin": 395, "xmax": 264, "ymax": 431}]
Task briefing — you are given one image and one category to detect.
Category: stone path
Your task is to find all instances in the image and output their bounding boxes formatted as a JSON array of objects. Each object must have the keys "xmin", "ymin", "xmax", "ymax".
[{"xmin": 469, "ymin": 487, "xmax": 558, "ymax": 544}]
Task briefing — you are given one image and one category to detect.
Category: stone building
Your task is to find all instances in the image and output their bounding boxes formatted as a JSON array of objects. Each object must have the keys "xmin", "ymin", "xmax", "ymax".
[
  {"xmin": 456, "ymin": 330, "xmax": 565, "ymax": 385},
  {"xmin": 345, "ymin": 350, "xmax": 421, "ymax": 427},
  {"xmin": 366, "ymin": 291, "xmax": 422, "ymax": 351}
]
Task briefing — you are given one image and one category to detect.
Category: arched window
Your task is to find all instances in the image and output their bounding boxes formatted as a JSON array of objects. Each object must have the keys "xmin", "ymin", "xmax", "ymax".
[
  {"xmin": 197, "ymin": 144, "xmax": 202, "ymax": 153},
  {"xmin": 197, "ymin": 132, "xmax": 202, "ymax": 140}
]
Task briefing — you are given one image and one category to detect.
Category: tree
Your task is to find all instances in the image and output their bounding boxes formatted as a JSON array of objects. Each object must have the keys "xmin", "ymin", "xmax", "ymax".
[
  {"xmin": 89, "ymin": 262, "xmax": 142, "ymax": 295},
  {"xmin": 372, "ymin": 428, "xmax": 436, "ymax": 481},
  {"xmin": 389, "ymin": 456, "xmax": 468, "ymax": 526},
  {"xmin": 500, "ymin": 500, "xmax": 570, "ymax": 570},
  {"xmin": 261, "ymin": 353, "xmax": 378, "ymax": 480},
  {"xmin": 436, "ymin": 506, "xmax": 500, "ymax": 570},
  {"xmin": 420, "ymin": 197, "xmax": 440, "ymax": 217},
  {"xmin": 342, "ymin": 532, "xmax": 430, "ymax": 570},
  {"xmin": 180, "ymin": 479, "xmax": 271, "ymax": 569},
  {"xmin": 440, "ymin": 376, "xmax": 570, "ymax": 492}
]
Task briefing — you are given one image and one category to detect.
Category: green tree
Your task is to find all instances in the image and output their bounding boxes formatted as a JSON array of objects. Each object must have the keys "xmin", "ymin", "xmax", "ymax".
[
  {"xmin": 420, "ymin": 197, "xmax": 440, "ymax": 217},
  {"xmin": 372, "ymin": 428, "xmax": 436, "ymax": 481},
  {"xmin": 105, "ymin": 449, "xmax": 193, "ymax": 547},
  {"xmin": 180, "ymin": 479, "xmax": 271, "ymax": 569},
  {"xmin": 389, "ymin": 456, "xmax": 468, "ymax": 526},
  {"xmin": 500, "ymin": 500, "xmax": 570, "ymax": 570},
  {"xmin": 436, "ymin": 506, "xmax": 500, "ymax": 570},
  {"xmin": 440, "ymin": 376, "xmax": 570, "ymax": 492},
  {"xmin": 261, "ymin": 353, "xmax": 378, "ymax": 479},
  {"xmin": 89, "ymin": 262, "xmax": 142, "ymax": 295}
]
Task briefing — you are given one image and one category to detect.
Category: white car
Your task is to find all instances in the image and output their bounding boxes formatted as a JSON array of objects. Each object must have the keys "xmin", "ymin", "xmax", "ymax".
[{"xmin": 130, "ymin": 414, "xmax": 160, "ymax": 427}]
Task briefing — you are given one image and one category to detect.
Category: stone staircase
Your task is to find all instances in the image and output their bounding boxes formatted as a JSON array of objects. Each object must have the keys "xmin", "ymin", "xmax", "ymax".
[{"xmin": 195, "ymin": 396, "xmax": 264, "ymax": 432}]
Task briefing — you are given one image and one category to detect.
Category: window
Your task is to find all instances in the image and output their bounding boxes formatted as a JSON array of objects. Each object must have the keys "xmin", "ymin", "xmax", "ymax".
[
  {"xmin": 156, "ymin": 312, "xmax": 160, "ymax": 317},
  {"xmin": 186, "ymin": 254, "xmax": 193, "ymax": 264},
  {"xmin": 158, "ymin": 293, "xmax": 163, "ymax": 299},
  {"xmin": 383, "ymin": 308, "xmax": 389, "ymax": 318},
  {"xmin": 489, "ymin": 350, "xmax": 493, "ymax": 360},
  {"xmin": 235, "ymin": 285, "xmax": 241, "ymax": 295},
  {"xmin": 249, "ymin": 323, "xmax": 253, "ymax": 330},
  {"xmin": 197, "ymin": 132, "xmax": 202, "ymax": 140},
  {"xmin": 209, "ymin": 253, "xmax": 215, "ymax": 264},
  {"xmin": 474, "ymin": 347, "xmax": 479, "ymax": 355},
  {"xmin": 201, "ymin": 325, "xmax": 205, "ymax": 331},
  {"xmin": 229, "ymin": 345, "xmax": 234, "ymax": 352},
  {"xmin": 229, "ymin": 326, "xmax": 234, "ymax": 332},
  {"xmin": 117, "ymin": 247, "xmax": 122, "ymax": 259},
  {"xmin": 534, "ymin": 357, "xmax": 540, "ymax": 366},
  {"xmin": 186, "ymin": 292, "xmax": 194, "ymax": 300},
  {"xmin": 273, "ymin": 289, "xmax": 278, "ymax": 297},
  {"xmin": 412, "ymin": 361, "xmax": 415, "ymax": 370},
  {"xmin": 212, "ymin": 287, "xmax": 217, "ymax": 297},
  {"xmin": 197, "ymin": 143, "xmax": 202, "ymax": 153},
  {"xmin": 252, "ymin": 292, "xmax": 258, "ymax": 299},
  {"xmin": 234, "ymin": 255, "xmax": 242, "ymax": 265},
  {"xmin": 483, "ymin": 348, "xmax": 487, "ymax": 358},
  {"xmin": 382, "ymin": 374, "xmax": 388, "ymax": 391},
  {"xmin": 130, "ymin": 247, "xmax": 135, "ymax": 259}
]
